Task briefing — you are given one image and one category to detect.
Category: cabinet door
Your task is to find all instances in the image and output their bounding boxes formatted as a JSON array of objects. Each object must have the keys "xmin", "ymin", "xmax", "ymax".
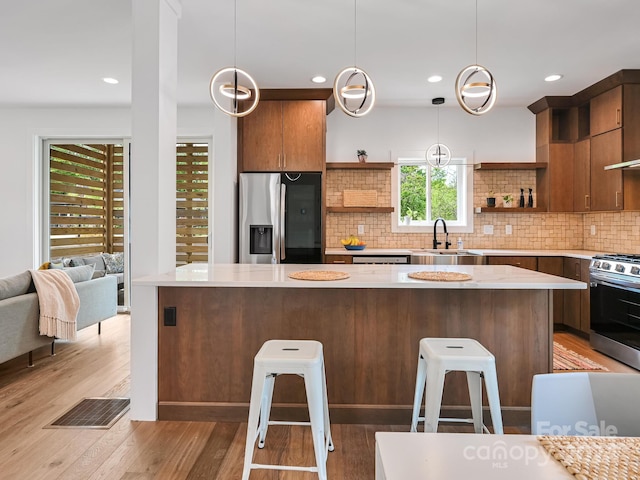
[
  {"xmin": 580, "ymin": 259, "xmax": 591, "ymax": 333},
  {"xmin": 537, "ymin": 257, "xmax": 564, "ymax": 325},
  {"xmin": 282, "ymin": 101, "xmax": 325, "ymax": 172},
  {"xmin": 486, "ymin": 256, "xmax": 538, "ymax": 271},
  {"xmin": 562, "ymin": 257, "xmax": 581, "ymax": 331},
  {"xmin": 239, "ymin": 101, "xmax": 283, "ymax": 172},
  {"xmin": 573, "ymin": 139, "xmax": 591, "ymax": 212},
  {"xmin": 591, "ymin": 129, "xmax": 623, "ymax": 211},
  {"xmin": 590, "ymin": 85, "xmax": 622, "ymax": 136},
  {"xmin": 324, "ymin": 254, "xmax": 353, "ymax": 264}
]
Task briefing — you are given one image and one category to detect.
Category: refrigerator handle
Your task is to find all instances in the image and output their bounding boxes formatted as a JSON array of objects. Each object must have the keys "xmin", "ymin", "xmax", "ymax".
[{"xmin": 280, "ymin": 184, "xmax": 286, "ymax": 261}]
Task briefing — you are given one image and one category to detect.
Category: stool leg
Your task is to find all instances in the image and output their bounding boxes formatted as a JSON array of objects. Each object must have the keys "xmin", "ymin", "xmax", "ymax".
[
  {"xmin": 304, "ymin": 370, "xmax": 328, "ymax": 480},
  {"xmin": 242, "ymin": 367, "xmax": 267, "ymax": 480},
  {"xmin": 410, "ymin": 355, "xmax": 427, "ymax": 432},
  {"xmin": 466, "ymin": 371, "xmax": 483, "ymax": 434},
  {"xmin": 424, "ymin": 362, "xmax": 446, "ymax": 433},
  {"xmin": 321, "ymin": 361, "xmax": 334, "ymax": 452},
  {"xmin": 482, "ymin": 367, "xmax": 504, "ymax": 434},
  {"xmin": 258, "ymin": 373, "xmax": 276, "ymax": 448}
]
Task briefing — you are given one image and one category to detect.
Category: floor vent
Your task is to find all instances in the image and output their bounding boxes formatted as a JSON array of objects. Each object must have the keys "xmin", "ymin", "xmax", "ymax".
[{"xmin": 46, "ymin": 397, "xmax": 130, "ymax": 429}]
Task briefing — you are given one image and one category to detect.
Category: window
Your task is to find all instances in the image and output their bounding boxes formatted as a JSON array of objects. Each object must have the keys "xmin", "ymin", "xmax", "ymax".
[{"xmin": 391, "ymin": 155, "xmax": 473, "ymax": 233}]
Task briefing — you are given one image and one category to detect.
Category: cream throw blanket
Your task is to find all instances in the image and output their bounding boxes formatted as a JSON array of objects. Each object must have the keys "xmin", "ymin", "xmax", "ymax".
[{"xmin": 30, "ymin": 269, "xmax": 80, "ymax": 341}]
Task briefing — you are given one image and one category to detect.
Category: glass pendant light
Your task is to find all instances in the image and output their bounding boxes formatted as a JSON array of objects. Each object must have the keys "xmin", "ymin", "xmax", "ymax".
[
  {"xmin": 426, "ymin": 97, "xmax": 451, "ymax": 168},
  {"xmin": 333, "ymin": 0, "xmax": 375, "ymax": 117},
  {"xmin": 455, "ymin": 0, "xmax": 496, "ymax": 116},
  {"xmin": 209, "ymin": 0, "xmax": 259, "ymax": 117}
]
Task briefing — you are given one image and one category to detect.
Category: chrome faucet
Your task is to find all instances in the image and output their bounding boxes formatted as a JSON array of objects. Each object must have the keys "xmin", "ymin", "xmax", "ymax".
[{"xmin": 433, "ymin": 217, "xmax": 451, "ymax": 249}]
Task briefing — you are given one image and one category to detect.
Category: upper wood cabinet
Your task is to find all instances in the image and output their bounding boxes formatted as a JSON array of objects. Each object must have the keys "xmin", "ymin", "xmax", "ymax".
[
  {"xmin": 535, "ymin": 141, "xmax": 574, "ymax": 212},
  {"xmin": 573, "ymin": 138, "xmax": 591, "ymax": 212},
  {"xmin": 238, "ymin": 100, "xmax": 326, "ymax": 173},
  {"xmin": 590, "ymin": 86, "xmax": 622, "ymax": 136},
  {"xmin": 591, "ymin": 129, "xmax": 623, "ymax": 211}
]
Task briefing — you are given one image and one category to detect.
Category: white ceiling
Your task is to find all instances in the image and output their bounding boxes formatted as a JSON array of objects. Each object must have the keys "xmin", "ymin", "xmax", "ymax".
[{"xmin": 2, "ymin": 0, "xmax": 639, "ymax": 109}]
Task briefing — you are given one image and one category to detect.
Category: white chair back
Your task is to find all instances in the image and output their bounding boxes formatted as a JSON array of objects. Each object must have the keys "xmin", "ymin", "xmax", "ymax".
[{"xmin": 531, "ymin": 372, "xmax": 640, "ymax": 436}]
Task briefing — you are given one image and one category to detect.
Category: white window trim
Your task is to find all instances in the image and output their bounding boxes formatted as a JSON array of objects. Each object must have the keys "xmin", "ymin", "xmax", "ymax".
[{"xmin": 391, "ymin": 154, "xmax": 474, "ymax": 234}]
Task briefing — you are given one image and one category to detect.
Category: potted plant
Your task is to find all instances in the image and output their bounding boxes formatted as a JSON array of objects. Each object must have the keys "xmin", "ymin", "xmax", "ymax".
[
  {"xmin": 357, "ymin": 149, "xmax": 368, "ymax": 163},
  {"xmin": 502, "ymin": 194, "xmax": 514, "ymax": 208},
  {"xmin": 486, "ymin": 190, "xmax": 496, "ymax": 208}
]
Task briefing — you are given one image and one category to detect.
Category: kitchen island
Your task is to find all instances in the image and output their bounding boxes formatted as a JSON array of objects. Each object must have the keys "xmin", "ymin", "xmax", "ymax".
[{"xmin": 134, "ymin": 263, "xmax": 585, "ymax": 425}]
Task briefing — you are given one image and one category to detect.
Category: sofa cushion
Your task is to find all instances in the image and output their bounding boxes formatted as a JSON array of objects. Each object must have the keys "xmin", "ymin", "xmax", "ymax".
[
  {"xmin": 63, "ymin": 265, "xmax": 95, "ymax": 283},
  {"xmin": 0, "ymin": 271, "xmax": 33, "ymax": 301},
  {"xmin": 102, "ymin": 252, "xmax": 124, "ymax": 274},
  {"xmin": 70, "ymin": 255, "xmax": 106, "ymax": 273}
]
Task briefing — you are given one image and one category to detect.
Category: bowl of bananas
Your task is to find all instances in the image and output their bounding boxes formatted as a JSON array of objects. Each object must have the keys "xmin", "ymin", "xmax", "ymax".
[{"xmin": 341, "ymin": 235, "xmax": 366, "ymax": 250}]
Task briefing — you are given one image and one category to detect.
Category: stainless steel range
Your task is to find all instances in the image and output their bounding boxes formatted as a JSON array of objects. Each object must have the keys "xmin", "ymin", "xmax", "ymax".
[{"xmin": 590, "ymin": 254, "xmax": 640, "ymax": 370}]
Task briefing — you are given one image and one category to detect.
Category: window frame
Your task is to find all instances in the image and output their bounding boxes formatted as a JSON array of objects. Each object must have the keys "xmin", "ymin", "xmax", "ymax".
[{"xmin": 391, "ymin": 153, "xmax": 474, "ymax": 234}]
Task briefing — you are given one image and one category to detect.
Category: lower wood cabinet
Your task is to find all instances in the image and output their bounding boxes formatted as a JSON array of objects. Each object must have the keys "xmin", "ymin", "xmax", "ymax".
[
  {"xmin": 562, "ymin": 257, "xmax": 591, "ymax": 334},
  {"xmin": 324, "ymin": 255, "xmax": 353, "ymax": 264},
  {"xmin": 486, "ymin": 256, "xmax": 538, "ymax": 271},
  {"xmin": 537, "ymin": 257, "xmax": 565, "ymax": 326}
]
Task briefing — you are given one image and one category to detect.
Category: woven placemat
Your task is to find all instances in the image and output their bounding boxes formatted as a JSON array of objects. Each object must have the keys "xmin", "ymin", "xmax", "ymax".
[
  {"xmin": 288, "ymin": 270, "xmax": 350, "ymax": 281},
  {"xmin": 408, "ymin": 271, "xmax": 472, "ymax": 281},
  {"xmin": 538, "ymin": 435, "xmax": 640, "ymax": 480}
]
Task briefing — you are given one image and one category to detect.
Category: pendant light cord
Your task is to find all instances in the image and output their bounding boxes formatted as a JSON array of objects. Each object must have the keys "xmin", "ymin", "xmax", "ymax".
[
  {"xmin": 474, "ymin": 0, "xmax": 478, "ymax": 64},
  {"xmin": 353, "ymin": 0, "xmax": 358, "ymax": 66},
  {"xmin": 233, "ymin": 0, "xmax": 237, "ymax": 67}
]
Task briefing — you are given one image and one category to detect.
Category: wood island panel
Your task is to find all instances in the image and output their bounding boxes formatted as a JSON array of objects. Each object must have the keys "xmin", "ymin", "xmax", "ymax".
[{"xmin": 158, "ymin": 287, "xmax": 551, "ymax": 424}]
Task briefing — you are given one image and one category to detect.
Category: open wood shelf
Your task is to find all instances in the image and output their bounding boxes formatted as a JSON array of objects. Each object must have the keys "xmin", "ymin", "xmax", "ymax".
[
  {"xmin": 327, "ymin": 206, "xmax": 394, "ymax": 213},
  {"xmin": 326, "ymin": 162, "xmax": 394, "ymax": 170},
  {"xmin": 474, "ymin": 162, "xmax": 547, "ymax": 170},
  {"xmin": 475, "ymin": 207, "xmax": 546, "ymax": 213}
]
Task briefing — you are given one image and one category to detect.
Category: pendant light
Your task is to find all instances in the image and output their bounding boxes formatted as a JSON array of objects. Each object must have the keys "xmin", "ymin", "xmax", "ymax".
[
  {"xmin": 426, "ymin": 97, "xmax": 451, "ymax": 168},
  {"xmin": 333, "ymin": 0, "xmax": 375, "ymax": 117},
  {"xmin": 209, "ymin": 0, "xmax": 259, "ymax": 117},
  {"xmin": 455, "ymin": 0, "xmax": 496, "ymax": 116}
]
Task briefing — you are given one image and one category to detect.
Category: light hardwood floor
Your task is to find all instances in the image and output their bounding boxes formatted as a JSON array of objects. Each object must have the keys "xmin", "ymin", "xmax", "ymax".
[{"xmin": 0, "ymin": 315, "xmax": 635, "ymax": 479}]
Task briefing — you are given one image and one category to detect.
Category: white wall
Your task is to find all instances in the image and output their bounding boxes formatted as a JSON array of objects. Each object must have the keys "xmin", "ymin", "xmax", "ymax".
[
  {"xmin": 0, "ymin": 106, "xmax": 236, "ymax": 278},
  {"xmin": 327, "ymin": 105, "xmax": 535, "ymax": 164}
]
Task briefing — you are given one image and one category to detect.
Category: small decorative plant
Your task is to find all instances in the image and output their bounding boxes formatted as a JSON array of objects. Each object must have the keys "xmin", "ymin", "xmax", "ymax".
[
  {"xmin": 357, "ymin": 149, "xmax": 368, "ymax": 163},
  {"xmin": 486, "ymin": 190, "xmax": 496, "ymax": 208},
  {"xmin": 502, "ymin": 194, "xmax": 514, "ymax": 207}
]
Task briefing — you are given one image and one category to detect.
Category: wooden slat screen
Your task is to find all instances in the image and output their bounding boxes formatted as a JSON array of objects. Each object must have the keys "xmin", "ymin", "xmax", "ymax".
[
  {"xmin": 108, "ymin": 145, "xmax": 125, "ymax": 253},
  {"xmin": 49, "ymin": 144, "xmax": 109, "ymax": 258},
  {"xmin": 176, "ymin": 143, "xmax": 209, "ymax": 266}
]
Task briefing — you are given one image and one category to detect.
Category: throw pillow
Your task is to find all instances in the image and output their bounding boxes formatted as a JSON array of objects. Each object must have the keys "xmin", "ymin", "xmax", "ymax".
[
  {"xmin": 0, "ymin": 271, "xmax": 34, "ymax": 301},
  {"xmin": 102, "ymin": 252, "xmax": 124, "ymax": 274},
  {"xmin": 62, "ymin": 264, "xmax": 95, "ymax": 283},
  {"xmin": 38, "ymin": 262, "xmax": 50, "ymax": 270},
  {"xmin": 49, "ymin": 262, "xmax": 65, "ymax": 269},
  {"xmin": 92, "ymin": 269, "xmax": 106, "ymax": 279}
]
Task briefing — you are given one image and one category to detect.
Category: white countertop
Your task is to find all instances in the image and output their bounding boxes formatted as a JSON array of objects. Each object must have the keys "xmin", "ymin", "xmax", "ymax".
[
  {"xmin": 133, "ymin": 263, "xmax": 585, "ymax": 289},
  {"xmin": 325, "ymin": 248, "xmax": 602, "ymax": 260},
  {"xmin": 375, "ymin": 432, "xmax": 570, "ymax": 479}
]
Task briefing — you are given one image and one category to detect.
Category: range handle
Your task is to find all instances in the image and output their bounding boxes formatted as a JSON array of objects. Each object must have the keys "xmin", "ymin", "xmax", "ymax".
[{"xmin": 280, "ymin": 184, "xmax": 286, "ymax": 261}]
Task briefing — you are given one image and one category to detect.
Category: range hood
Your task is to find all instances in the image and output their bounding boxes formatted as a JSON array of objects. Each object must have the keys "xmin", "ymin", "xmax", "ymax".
[{"xmin": 604, "ymin": 159, "xmax": 640, "ymax": 170}]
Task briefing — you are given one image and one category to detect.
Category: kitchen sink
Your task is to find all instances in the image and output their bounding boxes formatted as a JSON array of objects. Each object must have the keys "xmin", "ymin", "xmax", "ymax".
[{"xmin": 410, "ymin": 250, "xmax": 485, "ymax": 265}]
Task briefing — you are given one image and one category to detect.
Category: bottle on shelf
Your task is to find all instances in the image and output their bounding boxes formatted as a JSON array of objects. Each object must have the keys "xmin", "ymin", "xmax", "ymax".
[
  {"xmin": 527, "ymin": 188, "xmax": 534, "ymax": 208},
  {"xmin": 519, "ymin": 188, "xmax": 525, "ymax": 208}
]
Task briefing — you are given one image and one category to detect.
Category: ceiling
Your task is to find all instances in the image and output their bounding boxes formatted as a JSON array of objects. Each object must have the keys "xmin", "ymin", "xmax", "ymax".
[{"xmin": 2, "ymin": 0, "xmax": 639, "ymax": 109}]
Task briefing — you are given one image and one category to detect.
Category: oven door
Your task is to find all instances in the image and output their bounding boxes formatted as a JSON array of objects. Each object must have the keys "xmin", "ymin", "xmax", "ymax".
[{"xmin": 590, "ymin": 274, "xmax": 640, "ymax": 370}]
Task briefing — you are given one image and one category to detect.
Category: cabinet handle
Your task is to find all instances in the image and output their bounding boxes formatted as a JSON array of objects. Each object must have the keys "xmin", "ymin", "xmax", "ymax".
[
  {"xmin": 277, "ymin": 153, "xmax": 281, "ymax": 168},
  {"xmin": 332, "ymin": 260, "xmax": 346, "ymax": 264},
  {"xmin": 616, "ymin": 191, "xmax": 621, "ymax": 208},
  {"xmin": 585, "ymin": 194, "xmax": 590, "ymax": 209},
  {"xmin": 616, "ymin": 108, "xmax": 621, "ymax": 126},
  {"xmin": 575, "ymin": 263, "xmax": 580, "ymax": 278},
  {"xmin": 283, "ymin": 153, "xmax": 286, "ymax": 169}
]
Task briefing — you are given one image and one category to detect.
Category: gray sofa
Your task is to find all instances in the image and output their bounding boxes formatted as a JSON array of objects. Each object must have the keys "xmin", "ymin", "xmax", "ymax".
[{"xmin": 0, "ymin": 268, "xmax": 117, "ymax": 366}]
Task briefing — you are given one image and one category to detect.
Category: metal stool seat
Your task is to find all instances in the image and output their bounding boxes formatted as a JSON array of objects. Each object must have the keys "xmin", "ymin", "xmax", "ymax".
[
  {"xmin": 242, "ymin": 339, "xmax": 334, "ymax": 480},
  {"xmin": 410, "ymin": 337, "xmax": 504, "ymax": 434}
]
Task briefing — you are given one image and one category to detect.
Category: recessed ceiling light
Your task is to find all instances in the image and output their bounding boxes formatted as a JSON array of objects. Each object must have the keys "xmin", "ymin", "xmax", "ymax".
[
  {"xmin": 103, "ymin": 77, "xmax": 119, "ymax": 84},
  {"xmin": 544, "ymin": 74, "xmax": 563, "ymax": 82},
  {"xmin": 311, "ymin": 76, "xmax": 327, "ymax": 84},
  {"xmin": 427, "ymin": 75, "xmax": 443, "ymax": 83}
]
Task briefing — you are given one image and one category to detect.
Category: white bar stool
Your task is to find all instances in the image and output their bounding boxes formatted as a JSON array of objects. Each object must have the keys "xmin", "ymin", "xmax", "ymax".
[
  {"xmin": 242, "ymin": 339, "xmax": 334, "ymax": 480},
  {"xmin": 410, "ymin": 337, "xmax": 503, "ymax": 434}
]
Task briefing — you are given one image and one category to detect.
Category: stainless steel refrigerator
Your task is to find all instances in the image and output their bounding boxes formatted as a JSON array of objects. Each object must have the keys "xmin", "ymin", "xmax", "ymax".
[{"xmin": 239, "ymin": 172, "xmax": 322, "ymax": 264}]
